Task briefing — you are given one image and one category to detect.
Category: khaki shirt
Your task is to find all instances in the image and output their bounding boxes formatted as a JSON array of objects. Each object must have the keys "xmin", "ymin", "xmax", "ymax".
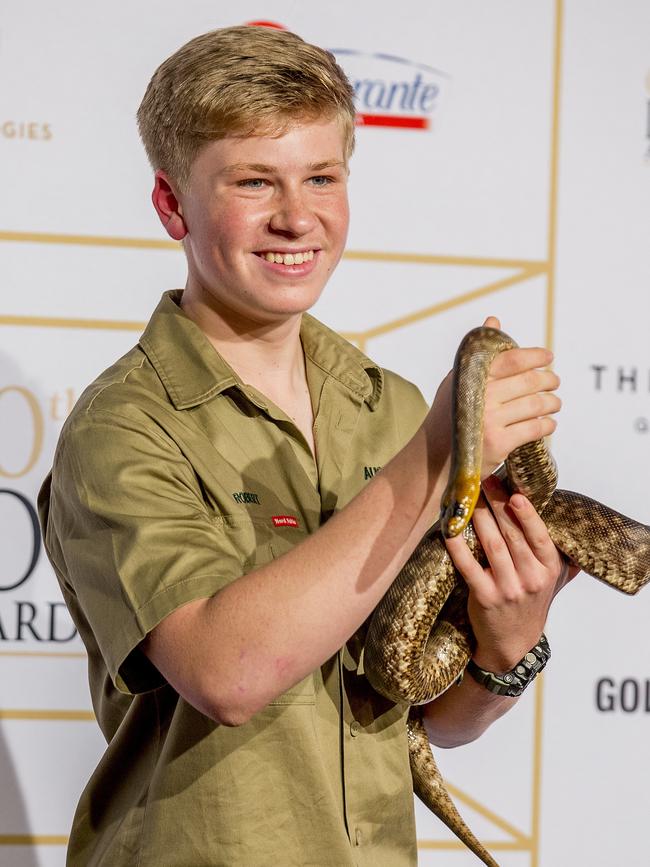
[{"xmin": 39, "ymin": 290, "xmax": 429, "ymax": 867}]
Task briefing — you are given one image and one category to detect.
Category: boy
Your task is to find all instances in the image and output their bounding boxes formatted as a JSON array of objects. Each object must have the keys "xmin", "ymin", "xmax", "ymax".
[{"xmin": 39, "ymin": 25, "xmax": 574, "ymax": 866}]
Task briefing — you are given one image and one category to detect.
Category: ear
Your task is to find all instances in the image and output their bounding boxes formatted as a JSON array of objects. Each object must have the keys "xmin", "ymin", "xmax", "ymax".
[{"xmin": 152, "ymin": 170, "xmax": 187, "ymax": 241}]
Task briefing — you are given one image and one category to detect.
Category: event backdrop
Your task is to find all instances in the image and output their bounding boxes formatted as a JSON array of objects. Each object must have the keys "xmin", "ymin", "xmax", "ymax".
[{"xmin": 1, "ymin": 1, "xmax": 649, "ymax": 865}]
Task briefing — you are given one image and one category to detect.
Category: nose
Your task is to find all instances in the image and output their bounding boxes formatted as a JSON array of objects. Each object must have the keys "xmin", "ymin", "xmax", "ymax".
[{"xmin": 268, "ymin": 186, "xmax": 318, "ymax": 237}]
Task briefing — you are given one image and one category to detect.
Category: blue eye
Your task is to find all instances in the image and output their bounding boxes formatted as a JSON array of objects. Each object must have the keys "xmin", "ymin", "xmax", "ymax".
[
  {"xmin": 239, "ymin": 178, "xmax": 266, "ymax": 189},
  {"xmin": 310, "ymin": 176, "xmax": 332, "ymax": 186}
]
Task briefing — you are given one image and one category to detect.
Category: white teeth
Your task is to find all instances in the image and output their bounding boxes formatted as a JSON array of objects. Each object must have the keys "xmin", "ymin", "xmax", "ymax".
[{"xmin": 262, "ymin": 250, "xmax": 315, "ymax": 265}]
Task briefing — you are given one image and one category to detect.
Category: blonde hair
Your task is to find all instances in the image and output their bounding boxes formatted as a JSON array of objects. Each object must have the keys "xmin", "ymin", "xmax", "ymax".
[{"xmin": 137, "ymin": 26, "xmax": 356, "ymax": 189}]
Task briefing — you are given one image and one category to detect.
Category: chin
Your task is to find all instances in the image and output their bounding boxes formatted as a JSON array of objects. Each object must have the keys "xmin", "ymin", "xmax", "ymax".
[{"xmin": 259, "ymin": 288, "xmax": 324, "ymax": 319}]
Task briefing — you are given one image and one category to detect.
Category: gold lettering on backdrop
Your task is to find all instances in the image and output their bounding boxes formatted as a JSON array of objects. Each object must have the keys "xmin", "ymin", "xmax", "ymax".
[
  {"xmin": 49, "ymin": 388, "xmax": 75, "ymax": 421},
  {"xmin": 0, "ymin": 387, "xmax": 44, "ymax": 478},
  {"xmin": 0, "ymin": 121, "xmax": 52, "ymax": 141}
]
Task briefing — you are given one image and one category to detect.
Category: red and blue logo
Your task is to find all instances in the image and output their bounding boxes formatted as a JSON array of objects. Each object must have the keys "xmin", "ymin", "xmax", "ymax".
[
  {"xmin": 330, "ymin": 49, "xmax": 447, "ymax": 130},
  {"xmin": 245, "ymin": 21, "xmax": 447, "ymax": 132}
]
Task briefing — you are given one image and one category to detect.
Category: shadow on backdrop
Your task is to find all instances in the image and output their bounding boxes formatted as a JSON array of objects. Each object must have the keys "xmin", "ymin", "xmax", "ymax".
[{"xmin": 0, "ymin": 726, "xmax": 39, "ymax": 867}]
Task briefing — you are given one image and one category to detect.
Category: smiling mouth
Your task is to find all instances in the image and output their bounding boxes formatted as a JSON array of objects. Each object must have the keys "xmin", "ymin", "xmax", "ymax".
[{"xmin": 256, "ymin": 250, "xmax": 316, "ymax": 265}]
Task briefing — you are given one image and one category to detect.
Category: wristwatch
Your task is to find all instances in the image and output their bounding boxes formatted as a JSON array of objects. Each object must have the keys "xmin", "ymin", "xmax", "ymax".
[{"xmin": 466, "ymin": 634, "xmax": 551, "ymax": 697}]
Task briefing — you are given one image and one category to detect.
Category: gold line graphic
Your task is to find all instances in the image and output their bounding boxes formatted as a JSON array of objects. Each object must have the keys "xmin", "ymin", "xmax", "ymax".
[
  {"xmin": 0, "ymin": 650, "xmax": 86, "ymax": 659},
  {"xmin": 531, "ymin": 677, "xmax": 546, "ymax": 867},
  {"xmin": 445, "ymin": 782, "xmax": 529, "ymax": 843},
  {"xmin": 355, "ymin": 265, "xmax": 546, "ymax": 342},
  {"xmin": 0, "ymin": 230, "xmax": 544, "ymax": 271},
  {"xmin": 418, "ymin": 840, "xmax": 531, "ymax": 852},
  {"xmin": 545, "ymin": 0, "xmax": 564, "ymax": 355},
  {"xmin": 0, "ymin": 265, "xmax": 544, "ymax": 335},
  {"xmin": 343, "ymin": 250, "xmax": 545, "ymax": 270},
  {"xmin": 530, "ymin": 3, "xmax": 564, "ymax": 865},
  {"xmin": 0, "ymin": 835, "xmax": 68, "ymax": 846},
  {"xmin": 0, "ymin": 709, "xmax": 94, "ymax": 721},
  {"xmin": 0, "ymin": 314, "xmax": 145, "ymax": 331},
  {"xmin": 0, "ymin": 230, "xmax": 179, "ymax": 251}
]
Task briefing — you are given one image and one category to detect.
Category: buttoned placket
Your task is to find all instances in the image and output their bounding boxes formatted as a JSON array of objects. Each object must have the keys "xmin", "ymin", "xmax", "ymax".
[
  {"xmin": 311, "ymin": 377, "xmax": 374, "ymax": 861},
  {"xmin": 221, "ymin": 351, "xmax": 379, "ymax": 862}
]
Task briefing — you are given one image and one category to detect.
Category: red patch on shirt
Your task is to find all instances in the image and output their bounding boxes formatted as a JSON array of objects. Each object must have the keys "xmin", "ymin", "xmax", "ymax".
[{"xmin": 272, "ymin": 515, "xmax": 299, "ymax": 528}]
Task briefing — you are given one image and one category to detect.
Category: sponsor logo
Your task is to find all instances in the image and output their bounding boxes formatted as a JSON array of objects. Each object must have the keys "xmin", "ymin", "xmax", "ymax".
[
  {"xmin": 244, "ymin": 21, "xmax": 447, "ymax": 132},
  {"xmin": 363, "ymin": 465, "xmax": 382, "ymax": 480},
  {"xmin": 0, "ymin": 488, "xmax": 77, "ymax": 642},
  {"xmin": 272, "ymin": 515, "xmax": 299, "ymax": 528},
  {"xmin": 0, "ymin": 383, "xmax": 80, "ymax": 643},
  {"xmin": 589, "ymin": 362, "xmax": 649, "ymax": 434},
  {"xmin": 232, "ymin": 491, "xmax": 261, "ymax": 505},
  {"xmin": 246, "ymin": 20, "xmax": 287, "ymax": 30},
  {"xmin": 330, "ymin": 49, "xmax": 447, "ymax": 130},
  {"xmin": 1, "ymin": 120, "xmax": 52, "ymax": 141},
  {"xmin": 595, "ymin": 677, "xmax": 650, "ymax": 713}
]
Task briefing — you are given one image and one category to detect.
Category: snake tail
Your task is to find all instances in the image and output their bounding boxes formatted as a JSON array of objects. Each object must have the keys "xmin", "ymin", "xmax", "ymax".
[{"xmin": 407, "ymin": 709, "xmax": 499, "ymax": 867}]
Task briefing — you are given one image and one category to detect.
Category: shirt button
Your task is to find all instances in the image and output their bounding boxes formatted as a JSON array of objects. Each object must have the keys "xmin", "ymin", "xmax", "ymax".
[{"xmin": 350, "ymin": 720, "xmax": 361, "ymax": 737}]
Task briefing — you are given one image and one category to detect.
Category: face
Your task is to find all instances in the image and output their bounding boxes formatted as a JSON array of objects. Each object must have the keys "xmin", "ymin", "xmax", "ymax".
[{"xmin": 164, "ymin": 117, "xmax": 350, "ymax": 330}]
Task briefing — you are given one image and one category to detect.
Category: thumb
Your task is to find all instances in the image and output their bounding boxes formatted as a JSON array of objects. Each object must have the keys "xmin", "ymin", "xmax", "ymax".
[{"xmin": 483, "ymin": 315, "xmax": 501, "ymax": 330}]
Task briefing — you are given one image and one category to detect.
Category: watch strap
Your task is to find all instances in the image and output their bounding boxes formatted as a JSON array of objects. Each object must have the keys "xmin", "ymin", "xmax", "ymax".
[{"xmin": 466, "ymin": 633, "xmax": 551, "ymax": 697}]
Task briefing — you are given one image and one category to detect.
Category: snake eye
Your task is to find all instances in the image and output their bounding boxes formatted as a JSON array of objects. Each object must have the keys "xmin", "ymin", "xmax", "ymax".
[{"xmin": 453, "ymin": 503, "xmax": 466, "ymax": 518}]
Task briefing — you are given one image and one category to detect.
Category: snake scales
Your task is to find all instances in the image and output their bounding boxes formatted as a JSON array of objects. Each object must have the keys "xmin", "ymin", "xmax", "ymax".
[{"xmin": 363, "ymin": 326, "xmax": 650, "ymax": 867}]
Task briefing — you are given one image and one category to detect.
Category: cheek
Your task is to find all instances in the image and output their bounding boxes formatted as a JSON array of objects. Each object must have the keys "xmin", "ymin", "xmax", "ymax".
[
  {"xmin": 333, "ymin": 198, "xmax": 350, "ymax": 244},
  {"xmin": 334, "ymin": 189, "xmax": 350, "ymax": 224},
  {"xmin": 213, "ymin": 204, "xmax": 264, "ymax": 254}
]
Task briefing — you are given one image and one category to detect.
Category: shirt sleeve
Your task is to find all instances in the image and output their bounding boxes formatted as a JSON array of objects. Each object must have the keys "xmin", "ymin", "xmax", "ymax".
[
  {"xmin": 44, "ymin": 408, "xmax": 248, "ymax": 695},
  {"xmin": 383, "ymin": 371, "xmax": 430, "ymax": 448}
]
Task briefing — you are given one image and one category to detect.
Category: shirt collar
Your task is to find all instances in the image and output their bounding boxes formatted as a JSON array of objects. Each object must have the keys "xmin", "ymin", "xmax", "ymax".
[
  {"xmin": 139, "ymin": 290, "xmax": 384, "ymax": 412},
  {"xmin": 300, "ymin": 313, "xmax": 383, "ymax": 410}
]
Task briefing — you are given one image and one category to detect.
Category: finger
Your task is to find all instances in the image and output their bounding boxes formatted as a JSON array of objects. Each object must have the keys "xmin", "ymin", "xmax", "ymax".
[
  {"xmin": 490, "ymin": 392, "xmax": 562, "ymax": 428},
  {"xmin": 444, "ymin": 532, "xmax": 495, "ymax": 599},
  {"xmin": 508, "ymin": 492, "xmax": 559, "ymax": 568},
  {"xmin": 470, "ymin": 490, "xmax": 520, "ymax": 596},
  {"xmin": 483, "ymin": 315, "xmax": 501, "ymax": 330},
  {"xmin": 484, "ymin": 416, "xmax": 558, "ymax": 463},
  {"xmin": 489, "ymin": 346, "xmax": 553, "ymax": 380},
  {"xmin": 481, "ymin": 477, "xmax": 544, "ymax": 572},
  {"xmin": 487, "ymin": 368, "xmax": 561, "ymax": 405}
]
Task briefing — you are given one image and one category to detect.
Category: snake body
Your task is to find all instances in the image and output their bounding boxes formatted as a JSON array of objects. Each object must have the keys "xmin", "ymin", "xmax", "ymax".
[{"xmin": 364, "ymin": 327, "xmax": 650, "ymax": 867}]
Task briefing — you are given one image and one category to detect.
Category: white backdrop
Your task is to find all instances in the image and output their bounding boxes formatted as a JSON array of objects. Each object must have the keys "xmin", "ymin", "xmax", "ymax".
[{"xmin": 1, "ymin": 2, "xmax": 649, "ymax": 865}]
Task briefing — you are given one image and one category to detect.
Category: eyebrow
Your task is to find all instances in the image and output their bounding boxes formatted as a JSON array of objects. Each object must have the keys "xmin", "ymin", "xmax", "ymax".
[{"xmin": 221, "ymin": 159, "xmax": 346, "ymax": 175}]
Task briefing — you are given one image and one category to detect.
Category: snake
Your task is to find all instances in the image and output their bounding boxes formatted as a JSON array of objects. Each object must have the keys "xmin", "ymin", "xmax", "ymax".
[{"xmin": 363, "ymin": 326, "xmax": 650, "ymax": 867}]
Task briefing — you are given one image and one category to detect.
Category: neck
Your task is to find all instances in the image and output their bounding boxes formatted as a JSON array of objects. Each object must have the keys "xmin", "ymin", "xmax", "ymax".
[{"xmin": 179, "ymin": 287, "xmax": 307, "ymax": 390}]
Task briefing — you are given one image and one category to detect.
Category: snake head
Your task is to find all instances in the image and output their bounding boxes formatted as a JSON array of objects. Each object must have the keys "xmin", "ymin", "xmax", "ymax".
[
  {"xmin": 440, "ymin": 500, "xmax": 471, "ymax": 538},
  {"xmin": 440, "ymin": 476, "xmax": 481, "ymax": 538}
]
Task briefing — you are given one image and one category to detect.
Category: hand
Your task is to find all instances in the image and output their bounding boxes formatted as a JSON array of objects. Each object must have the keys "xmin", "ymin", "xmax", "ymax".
[
  {"xmin": 445, "ymin": 474, "xmax": 579, "ymax": 673},
  {"xmin": 480, "ymin": 316, "xmax": 561, "ymax": 478}
]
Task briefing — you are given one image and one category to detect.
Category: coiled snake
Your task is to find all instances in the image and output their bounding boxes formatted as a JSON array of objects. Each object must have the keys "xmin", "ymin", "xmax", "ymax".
[{"xmin": 363, "ymin": 326, "xmax": 650, "ymax": 867}]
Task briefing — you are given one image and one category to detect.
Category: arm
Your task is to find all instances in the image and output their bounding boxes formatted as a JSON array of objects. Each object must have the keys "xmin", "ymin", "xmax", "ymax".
[
  {"xmin": 144, "ymin": 392, "xmax": 451, "ymax": 725},
  {"xmin": 423, "ymin": 476, "xmax": 579, "ymax": 748},
  {"xmin": 144, "ymin": 320, "xmax": 561, "ymax": 726}
]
